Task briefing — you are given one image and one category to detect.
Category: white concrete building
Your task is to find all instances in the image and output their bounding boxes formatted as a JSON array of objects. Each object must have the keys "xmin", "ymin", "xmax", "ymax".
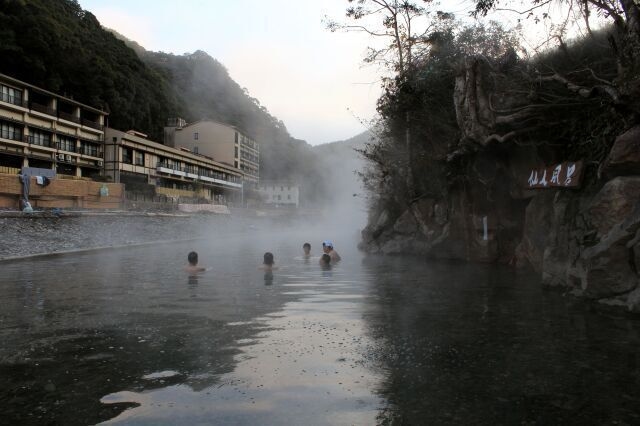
[
  {"xmin": 164, "ymin": 118, "xmax": 259, "ymax": 184},
  {"xmin": 258, "ymin": 182, "xmax": 299, "ymax": 207}
]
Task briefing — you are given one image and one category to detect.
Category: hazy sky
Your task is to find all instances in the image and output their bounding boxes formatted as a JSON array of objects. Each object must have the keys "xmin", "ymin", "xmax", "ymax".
[
  {"xmin": 77, "ymin": 1, "xmax": 581, "ymax": 146},
  {"xmin": 78, "ymin": 0, "xmax": 480, "ymax": 146}
]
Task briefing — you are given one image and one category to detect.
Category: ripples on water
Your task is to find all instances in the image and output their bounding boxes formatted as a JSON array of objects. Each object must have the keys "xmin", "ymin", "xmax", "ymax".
[{"xmin": 1, "ymin": 224, "xmax": 640, "ymax": 425}]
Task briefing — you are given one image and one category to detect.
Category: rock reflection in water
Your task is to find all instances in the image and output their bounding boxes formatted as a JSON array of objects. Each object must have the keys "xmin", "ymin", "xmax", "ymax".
[{"xmin": 360, "ymin": 257, "xmax": 640, "ymax": 424}]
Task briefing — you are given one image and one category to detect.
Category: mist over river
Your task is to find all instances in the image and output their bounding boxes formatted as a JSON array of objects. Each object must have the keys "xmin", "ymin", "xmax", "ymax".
[{"xmin": 1, "ymin": 221, "xmax": 639, "ymax": 425}]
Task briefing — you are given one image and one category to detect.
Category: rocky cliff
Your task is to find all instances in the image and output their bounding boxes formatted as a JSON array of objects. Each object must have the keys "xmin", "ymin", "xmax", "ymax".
[{"xmin": 360, "ymin": 56, "xmax": 640, "ymax": 312}]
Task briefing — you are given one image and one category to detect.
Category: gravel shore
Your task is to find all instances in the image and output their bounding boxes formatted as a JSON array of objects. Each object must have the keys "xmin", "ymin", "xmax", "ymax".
[{"xmin": 0, "ymin": 212, "xmax": 241, "ymax": 260}]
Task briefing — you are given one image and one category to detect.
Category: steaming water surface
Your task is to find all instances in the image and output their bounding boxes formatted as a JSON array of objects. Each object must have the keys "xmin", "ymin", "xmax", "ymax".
[{"xmin": 1, "ymin": 223, "xmax": 640, "ymax": 424}]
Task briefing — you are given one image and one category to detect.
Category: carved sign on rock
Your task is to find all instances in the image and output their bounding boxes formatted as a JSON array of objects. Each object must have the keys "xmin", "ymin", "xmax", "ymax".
[{"xmin": 525, "ymin": 161, "xmax": 584, "ymax": 189}]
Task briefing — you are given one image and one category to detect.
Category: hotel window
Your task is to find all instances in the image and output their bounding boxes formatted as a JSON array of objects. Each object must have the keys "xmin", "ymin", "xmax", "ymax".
[
  {"xmin": 235, "ymin": 132, "xmax": 238, "ymax": 143},
  {"xmin": 29, "ymin": 129, "xmax": 51, "ymax": 147},
  {"xmin": 235, "ymin": 146, "xmax": 238, "ymax": 157},
  {"xmin": 58, "ymin": 136, "xmax": 76, "ymax": 152},
  {"xmin": 193, "ymin": 146, "xmax": 198, "ymax": 154},
  {"xmin": 135, "ymin": 151, "xmax": 144, "ymax": 166},
  {"xmin": 288, "ymin": 195, "xmax": 291, "ymax": 200},
  {"xmin": 1, "ymin": 85, "xmax": 23, "ymax": 106},
  {"xmin": 122, "ymin": 147, "xmax": 133, "ymax": 164},
  {"xmin": 81, "ymin": 141, "xmax": 98, "ymax": 157},
  {"xmin": 194, "ymin": 132, "xmax": 199, "ymax": 140},
  {"xmin": 278, "ymin": 195, "xmax": 281, "ymax": 201},
  {"xmin": 0, "ymin": 121, "xmax": 22, "ymax": 141}
]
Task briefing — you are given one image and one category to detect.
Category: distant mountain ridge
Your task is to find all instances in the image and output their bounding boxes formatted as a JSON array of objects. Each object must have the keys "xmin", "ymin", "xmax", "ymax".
[{"xmin": 313, "ymin": 131, "xmax": 371, "ymax": 152}]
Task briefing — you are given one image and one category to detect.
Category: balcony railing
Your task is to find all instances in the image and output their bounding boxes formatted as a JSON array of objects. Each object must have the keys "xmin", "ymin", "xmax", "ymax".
[
  {"xmin": 30, "ymin": 102, "xmax": 56, "ymax": 116},
  {"xmin": 0, "ymin": 92, "xmax": 28, "ymax": 108},
  {"xmin": 58, "ymin": 110, "xmax": 81, "ymax": 124},
  {"xmin": 157, "ymin": 161, "xmax": 242, "ymax": 185},
  {"xmin": 157, "ymin": 162, "xmax": 196, "ymax": 174},
  {"xmin": 57, "ymin": 142, "xmax": 76, "ymax": 153},
  {"xmin": 0, "ymin": 130, "xmax": 23, "ymax": 141},
  {"xmin": 79, "ymin": 145, "xmax": 100, "ymax": 157},
  {"xmin": 26, "ymin": 135, "xmax": 53, "ymax": 148},
  {"xmin": 82, "ymin": 118, "xmax": 103, "ymax": 131}
]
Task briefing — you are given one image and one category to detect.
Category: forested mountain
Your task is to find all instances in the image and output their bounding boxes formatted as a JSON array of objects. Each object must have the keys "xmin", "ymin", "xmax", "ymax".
[
  {"xmin": 0, "ymin": 0, "xmax": 329, "ymax": 201},
  {"xmin": 0, "ymin": 0, "xmax": 174, "ymax": 138}
]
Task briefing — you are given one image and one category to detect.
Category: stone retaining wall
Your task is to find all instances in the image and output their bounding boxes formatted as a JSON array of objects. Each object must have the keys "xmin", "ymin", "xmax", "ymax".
[{"xmin": 0, "ymin": 173, "xmax": 124, "ymax": 209}]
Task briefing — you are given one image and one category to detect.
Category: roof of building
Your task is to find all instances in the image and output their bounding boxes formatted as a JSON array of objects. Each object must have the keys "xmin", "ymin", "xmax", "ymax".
[
  {"xmin": 0, "ymin": 73, "xmax": 108, "ymax": 115},
  {"xmin": 106, "ymin": 127, "xmax": 242, "ymax": 175},
  {"xmin": 171, "ymin": 118, "xmax": 255, "ymax": 141}
]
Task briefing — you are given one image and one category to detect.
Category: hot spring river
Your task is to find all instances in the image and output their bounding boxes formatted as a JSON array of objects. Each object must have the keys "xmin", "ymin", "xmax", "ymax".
[{"xmin": 1, "ymin": 225, "xmax": 640, "ymax": 425}]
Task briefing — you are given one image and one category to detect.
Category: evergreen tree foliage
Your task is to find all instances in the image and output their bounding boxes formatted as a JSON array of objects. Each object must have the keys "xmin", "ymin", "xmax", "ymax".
[{"xmin": 0, "ymin": 0, "xmax": 174, "ymax": 139}]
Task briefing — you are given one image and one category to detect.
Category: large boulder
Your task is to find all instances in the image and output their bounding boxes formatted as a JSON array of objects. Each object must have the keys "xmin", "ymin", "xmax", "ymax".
[
  {"xmin": 601, "ymin": 126, "xmax": 640, "ymax": 179},
  {"xmin": 541, "ymin": 192, "xmax": 586, "ymax": 288},
  {"xmin": 410, "ymin": 198, "xmax": 436, "ymax": 236},
  {"xmin": 598, "ymin": 283, "xmax": 640, "ymax": 312},
  {"xmin": 360, "ymin": 208, "xmax": 394, "ymax": 250},
  {"xmin": 586, "ymin": 176, "xmax": 640, "ymax": 237},
  {"xmin": 393, "ymin": 209, "xmax": 419, "ymax": 235},
  {"xmin": 380, "ymin": 236, "xmax": 430, "ymax": 255},
  {"xmin": 578, "ymin": 205, "xmax": 640, "ymax": 299}
]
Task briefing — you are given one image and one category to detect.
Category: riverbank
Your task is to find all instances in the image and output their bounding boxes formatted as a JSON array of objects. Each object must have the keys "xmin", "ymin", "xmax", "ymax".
[
  {"xmin": 0, "ymin": 211, "xmax": 243, "ymax": 260},
  {"xmin": 0, "ymin": 205, "xmax": 329, "ymax": 261}
]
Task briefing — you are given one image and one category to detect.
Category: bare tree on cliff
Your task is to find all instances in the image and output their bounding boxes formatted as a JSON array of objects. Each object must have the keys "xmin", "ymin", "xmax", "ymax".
[
  {"xmin": 472, "ymin": 0, "xmax": 640, "ymax": 124},
  {"xmin": 327, "ymin": 0, "xmax": 452, "ymax": 201}
]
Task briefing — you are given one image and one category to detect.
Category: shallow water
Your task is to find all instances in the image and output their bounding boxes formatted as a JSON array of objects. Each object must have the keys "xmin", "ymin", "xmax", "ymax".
[{"xmin": 1, "ymin": 224, "xmax": 640, "ymax": 425}]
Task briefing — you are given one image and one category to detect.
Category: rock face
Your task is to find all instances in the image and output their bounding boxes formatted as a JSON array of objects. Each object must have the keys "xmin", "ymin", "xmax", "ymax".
[
  {"xmin": 516, "ymin": 192, "xmax": 555, "ymax": 272},
  {"xmin": 358, "ymin": 57, "xmax": 640, "ymax": 312},
  {"xmin": 578, "ymin": 199, "xmax": 640, "ymax": 296},
  {"xmin": 586, "ymin": 177, "xmax": 640, "ymax": 236},
  {"xmin": 358, "ymin": 135, "xmax": 640, "ymax": 312},
  {"xmin": 601, "ymin": 126, "xmax": 640, "ymax": 178}
]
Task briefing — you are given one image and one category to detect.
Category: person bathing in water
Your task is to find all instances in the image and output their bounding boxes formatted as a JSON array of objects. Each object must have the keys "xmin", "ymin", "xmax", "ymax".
[
  {"xmin": 322, "ymin": 241, "xmax": 341, "ymax": 262},
  {"xmin": 184, "ymin": 251, "xmax": 206, "ymax": 274},
  {"xmin": 260, "ymin": 252, "xmax": 279, "ymax": 271},
  {"xmin": 303, "ymin": 242, "xmax": 311, "ymax": 258}
]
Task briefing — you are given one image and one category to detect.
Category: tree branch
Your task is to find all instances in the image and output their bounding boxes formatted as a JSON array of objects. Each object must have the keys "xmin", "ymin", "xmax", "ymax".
[
  {"xmin": 495, "ymin": 0, "xmax": 552, "ymax": 16},
  {"xmin": 538, "ymin": 73, "xmax": 622, "ymax": 103}
]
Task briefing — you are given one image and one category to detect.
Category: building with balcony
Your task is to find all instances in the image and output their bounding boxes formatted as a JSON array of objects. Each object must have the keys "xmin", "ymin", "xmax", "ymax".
[
  {"xmin": 258, "ymin": 181, "xmax": 300, "ymax": 208},
  {"xmin": 105, "ymin": 128, "xmax": 244, "ymax": 204},
  {"xmin": 0, "ymin": 73, "xmax": 106, "ymax": 178},
  {"xmin": 164, "ymin": 118, "xmax": 259, "ymax": 184}
]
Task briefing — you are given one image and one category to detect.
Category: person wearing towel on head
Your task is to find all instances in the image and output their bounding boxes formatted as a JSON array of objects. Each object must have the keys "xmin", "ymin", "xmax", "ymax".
[{"xmin": 322, "ymin": 240, "xmax": 341, "ymax": 262}]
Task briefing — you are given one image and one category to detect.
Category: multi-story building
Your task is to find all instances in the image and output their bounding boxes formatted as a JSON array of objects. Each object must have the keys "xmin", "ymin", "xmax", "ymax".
[
  {"xmin": 164, "ymin": 118, "xmax": 259, "ymax": 184},
  {"xmin": 105, "ymin": 128, "xmax": 243, "ymax": 204},
  {"xmin": 258, "ymin": 181, "xmax": 300, "ymax": 208},
  {"xmin": 0, "ymin": 73, "xmax": 106, "ymax": 177}
]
